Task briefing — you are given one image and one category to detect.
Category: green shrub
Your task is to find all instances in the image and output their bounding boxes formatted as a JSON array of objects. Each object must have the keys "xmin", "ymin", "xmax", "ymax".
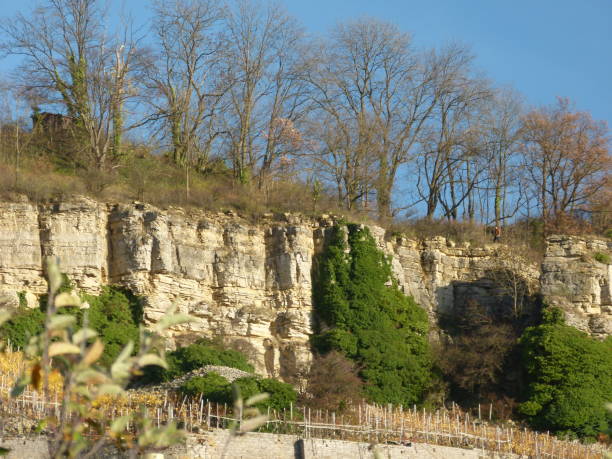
[
  {"xmin": 179, "ymin": 374, "xmax": 297, "ymax": 412},
  {"xmin": 171, "ymin": 340, "xmax": 254, "ymax": 374},
  {"xmin": 256, "ymin": 378, "xmax": 297, "ymax": 412},
  {"xmin": 81, "ymin": 286, "xmax": 143, "ymax": 366},
  {"xmin": 1, "ymin": 284, "xmax": 143, "ymax": 366},
  {"xmin": 17, "ymin": 291, "xmax": 27, "ymax": 308},
  {"xmin": 180, "ymin": 373, "xmax": 230, "ymax": 403},
  {"xmin": 313, "ymin": 224, "xmax": 431, "ymax": 406},
  {"xmin": 593, "ymin": 252, "xmax": 611, "ymax": 264},
  {"xmin": 519, "ymin": 308, "xmax": 612, "ymax": 440},
  {"xmin": 140, "ymin": 338, "xmax": 255, "ymax": 385},
  {"xmin": 0, "ymin": 307, "xmax": 45, "ymax": 349}
]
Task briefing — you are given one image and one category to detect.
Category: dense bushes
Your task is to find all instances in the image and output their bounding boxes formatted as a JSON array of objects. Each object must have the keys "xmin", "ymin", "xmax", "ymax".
[
  {"xmin": 0, "ymin": 307, "xmax": 45, "ymax": 349},
  {"xmin": 519, "ymin": 308, "xmax": 612, "ymax": 440},
  {"xmin": 1, "ymin": 285, "xmax": 143, "ymax": 366},
  {"xmin": 140, "ymin": 338, "xmax": 255, "ymax": 384},
  {"xmin": 81, "ymin": 287, "xmax": 143, "ymax": 366},
  {"xmin": 313, "ymin": 223, "xmax": 431, "ymax": 406},
  {"xmin": 180, "ymin": 373, "xmax": 232, "ymax": 403},
  {"xmin": 179, "ymin": 373, "xmax": 297, "ymax": 412}
]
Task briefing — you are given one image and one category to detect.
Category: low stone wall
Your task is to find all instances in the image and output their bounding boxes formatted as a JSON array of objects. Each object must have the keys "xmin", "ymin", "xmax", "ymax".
[{"xmin": 1, "ymin": 430, "xmax": 519, "ymax": 459}]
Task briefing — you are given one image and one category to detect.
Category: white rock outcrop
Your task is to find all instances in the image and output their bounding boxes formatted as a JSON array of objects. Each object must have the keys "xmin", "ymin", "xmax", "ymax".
[
  {"xmin": 0, "ymin": 197, "xmax": 609, "ymax": 379},
  {"xmin": 541, "ymin": 235, "xmax": 612, "ymax": 337}
]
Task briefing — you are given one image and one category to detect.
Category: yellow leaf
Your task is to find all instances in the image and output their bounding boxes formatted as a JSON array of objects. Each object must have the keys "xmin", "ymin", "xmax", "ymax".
[
  {"xmin": 82, "ymin": 339, "xmax": 104, "ymax": 366},
  {"xmin": 49, "ymin": 342, "xmax": 81, "ymax": 357}
]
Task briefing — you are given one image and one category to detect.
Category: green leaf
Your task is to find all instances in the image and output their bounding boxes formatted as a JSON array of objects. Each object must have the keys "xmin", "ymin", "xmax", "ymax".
[
  {"xmin": 73, "ymin": 327, "xmax": 98, "ymax": 345},
  {"xmin": 0, "ymin": 310, "xmax": 13, "ymax": 328},
  {"xmin": 34, "ymin": 419, "xmax": 47, "ymax": 433},
  {"xmin": 110, "ymin": 415, "xmax": 130, "ymax": 434},
  {"xmin": 115, "ymin": 340, "xmax": 134, "ymax": 363},
  {"xmin": 74, "ymin": 368, "xmax": 108, "ymax": 385},
  {"xmin": 245, "ymin": 393, "xmax": 269, "ymax": 406},
  {"xmin": 153, "ymin": 311, "xmax": 194, "ymax": 332},
  {"xmin": 49, "ymin": 315, "xmax": 77, "ymax": 331},
  {"xmin": 137, "ymin": 353, "xmax": 168, "ymax": 369},
  {"xmin": 0, "ymin": 447, "xmax": 11, "ymax": 456},
  {"xmin": 54, "ymin": 291, "xmax": 82, "ymax": 308},
  {"xmin": 239, "ymin": 415, "xmax": 268, "ymax": 433},
  {"xmin": 110, "ymin": 341, "xmax": 134, "ymax": 380},
  {"xmin": 45, "ymin": 258, "xmax": 63, "ymax": 294},
  {"xmin": 98, "ymin": 384, "xmax": 124, "ymax": 396}
]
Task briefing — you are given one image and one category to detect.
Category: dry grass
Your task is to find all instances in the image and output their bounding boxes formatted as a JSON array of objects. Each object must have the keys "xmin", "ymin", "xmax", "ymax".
[{"xmin": 0, "ymin": 349, "xmax": 63, "ymax": 396}]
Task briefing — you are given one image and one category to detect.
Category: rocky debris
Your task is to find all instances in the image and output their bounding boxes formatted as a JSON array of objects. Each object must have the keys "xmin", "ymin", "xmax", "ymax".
[
  {"xmin": 131, "ymin": 365, "xmax": 257, "ymax": 396},
  {"xmin": 159, "ymin": 365, "xmax": 256, "ymax": 390}
]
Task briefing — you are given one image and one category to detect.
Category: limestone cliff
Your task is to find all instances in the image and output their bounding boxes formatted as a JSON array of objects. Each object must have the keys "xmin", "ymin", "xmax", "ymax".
[
  {"xmin": 0, "ymin": 196, "xmax": 609, "ymax": 379},
  {"xmin": 541, "ymin": 235, "xmax": 612, "ymax": 338}
]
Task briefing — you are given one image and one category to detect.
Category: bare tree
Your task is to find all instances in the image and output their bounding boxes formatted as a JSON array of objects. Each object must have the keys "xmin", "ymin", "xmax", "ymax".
[
  {"xmin": 145, "ymin": 0, "xmax": 227, "ymax": 170},
  {"xmin": 477, "ymin": 90, "xmax": 524, "ymax": 227},
  {"xmin": 0, "ymin": 0, "xmax": 142, "ymax": 173},
  {"xmin": 415, "ymin": 46, "xmax": 490, "ymax": 219},
  {"xmin": 521, "ymin": 98, "xmax": 611, "ymax": 229},
  {"xmin": 221, "ymin": 0, "xmax": 307, "ymax": 185},
  {"xmin": 303, "ymin": 109, "xmax": 378, "ymax": 209},
  {"xmin": 306, "ymin": 18, "xmax": 444, "ymax": 217}
]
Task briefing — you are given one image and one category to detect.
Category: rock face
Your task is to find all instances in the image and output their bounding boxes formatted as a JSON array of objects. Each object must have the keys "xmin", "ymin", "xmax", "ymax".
[
  {"xmin": 0, "ymin": 197, "xmax": 609, "ymax": 379},
  {"xmin": 541, "ymin": 235, "xmax": 612, "ymax": 338}
]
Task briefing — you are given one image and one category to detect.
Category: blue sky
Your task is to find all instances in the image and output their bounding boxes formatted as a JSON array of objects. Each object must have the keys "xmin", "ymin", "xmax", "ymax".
[
  {"xmin": 285, "ymin": 0, "xmax": 612, "ymax": 126},
  {"xmin": 1, "ymin": 0, "xmax": 611, "ymax": 127}
]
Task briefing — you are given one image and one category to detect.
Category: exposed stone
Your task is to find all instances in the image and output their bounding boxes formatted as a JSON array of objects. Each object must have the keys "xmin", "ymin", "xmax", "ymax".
[
  {"xmin": 0, "ymin": 290, "xmax": 19, "ymax": 310},
  {"xmin": 0, "ymin": 197, "xmax": 609, "ymax": 382},
  {"xmin": 540, "ymin": 235, "xmax": 612, "ymax": 338},
  {"xmin": 139, "ymin": 365, "xmax": 257, "ymax": 393}
]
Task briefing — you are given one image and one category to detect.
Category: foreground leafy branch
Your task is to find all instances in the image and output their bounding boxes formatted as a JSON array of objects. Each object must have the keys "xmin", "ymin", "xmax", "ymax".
[{"xmin": 2, "ymin": 258, "xmax": 194, "ymax": 458}]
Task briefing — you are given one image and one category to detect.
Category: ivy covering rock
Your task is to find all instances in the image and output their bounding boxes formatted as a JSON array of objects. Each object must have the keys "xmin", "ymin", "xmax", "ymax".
[{"xmin": 312, "ymin": 223, "xmax": 431, "ymax": 406}]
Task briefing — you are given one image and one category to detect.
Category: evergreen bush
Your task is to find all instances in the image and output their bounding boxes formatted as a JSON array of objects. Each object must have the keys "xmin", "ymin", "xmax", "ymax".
[
  {"xmin": 180, "ymin": 373, "xmax": 231, "ymax": 403},
  {"xmin": 0, "ymin": 307, "xmax": 45, "ymax": 349},
  {"xmin": 1, "ymin": 284, "xmax": 143, "ymax": 366},
  {"xmin": 179, "ymin": 374, "xmax": 297, "ymax": 412},
  {"xmin": 141, "ymin": 338, "xmax": 255, "ymax": 384},
  {"xmin": 313, "ymin": 223, "xmax": 431, "ymax": 406},
  {"xmin": 519, "ymin": 307, "xmax": 612, "ymax": 440}
]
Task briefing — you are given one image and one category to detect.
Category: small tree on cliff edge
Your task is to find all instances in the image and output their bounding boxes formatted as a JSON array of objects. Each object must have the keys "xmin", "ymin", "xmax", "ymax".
[{"xmin": 313, "ymin": 223, "xmax": 431, "ymax": 406}]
